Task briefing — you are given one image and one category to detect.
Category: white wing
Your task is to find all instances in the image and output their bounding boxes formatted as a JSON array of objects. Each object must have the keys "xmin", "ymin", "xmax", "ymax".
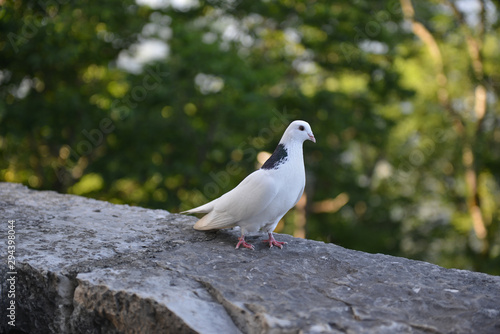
[{"xmin": 193, "ymin": 169, "xmax": 278, "ymax": 230}]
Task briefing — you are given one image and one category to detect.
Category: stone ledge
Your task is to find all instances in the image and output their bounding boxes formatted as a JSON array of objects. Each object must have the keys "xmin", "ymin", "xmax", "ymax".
[{"xmin": 1, "ymin": 182, "xmax": 499, "ymax": 333}]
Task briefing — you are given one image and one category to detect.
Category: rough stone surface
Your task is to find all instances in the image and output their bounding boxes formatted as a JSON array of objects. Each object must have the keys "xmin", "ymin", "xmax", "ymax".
[{"xmin": 1, "ymin": 182, "xmax": 499, "ymax": 334}]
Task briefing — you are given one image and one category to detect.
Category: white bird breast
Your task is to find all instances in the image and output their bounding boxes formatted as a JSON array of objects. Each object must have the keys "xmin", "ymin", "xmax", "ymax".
[{"xmin": 239, "ymin": 160, "xmax": 306, "ymax": 234}]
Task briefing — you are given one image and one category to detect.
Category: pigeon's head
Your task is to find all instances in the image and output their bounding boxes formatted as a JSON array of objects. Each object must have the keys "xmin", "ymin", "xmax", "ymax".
[{"xmin": 281, "ymin": 120, "xmax": 316, "ymax": 144}]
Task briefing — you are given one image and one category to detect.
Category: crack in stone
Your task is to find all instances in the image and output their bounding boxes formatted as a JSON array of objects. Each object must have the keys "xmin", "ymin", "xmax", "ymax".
[{"xmin": 194, "ymin": 278, "xmax": 249, "ymax": 334}]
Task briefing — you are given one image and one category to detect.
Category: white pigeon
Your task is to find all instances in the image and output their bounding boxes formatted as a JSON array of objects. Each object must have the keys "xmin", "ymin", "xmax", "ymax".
[{"xmin": 182, "ymin": 120, "xmax": 315, "ymax": 250}]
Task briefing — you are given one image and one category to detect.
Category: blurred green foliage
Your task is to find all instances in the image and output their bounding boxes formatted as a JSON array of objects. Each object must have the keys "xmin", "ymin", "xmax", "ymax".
[{"xmin": 1, "ymin": 0, "xmax": 499, "ymax": 274}]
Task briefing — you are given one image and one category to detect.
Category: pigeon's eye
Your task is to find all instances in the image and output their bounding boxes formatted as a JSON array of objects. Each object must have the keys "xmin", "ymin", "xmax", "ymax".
[{"xmin": 299, "ymin": 125, "xmax": 305, "ymax": 131}]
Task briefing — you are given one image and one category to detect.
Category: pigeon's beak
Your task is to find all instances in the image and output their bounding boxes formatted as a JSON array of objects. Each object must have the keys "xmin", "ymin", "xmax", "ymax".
[{"xmin": 308, "ymin": 133, "xmax": 316, "ymax": 143}]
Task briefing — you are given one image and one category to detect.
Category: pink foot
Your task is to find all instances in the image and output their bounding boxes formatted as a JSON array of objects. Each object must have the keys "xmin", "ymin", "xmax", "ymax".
[
  {"xmin": 263, "ymin": 233, "xmax": 287, "ymax": 249},
  {"xmin": 235, "ymin": 236, "xmax": 255, "ymax": 250}
]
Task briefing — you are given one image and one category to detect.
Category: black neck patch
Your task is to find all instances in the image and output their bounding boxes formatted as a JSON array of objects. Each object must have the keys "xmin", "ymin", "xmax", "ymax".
[{"xmin": 261, "ymin": 144, "xmax": 288, "ymax": 170}]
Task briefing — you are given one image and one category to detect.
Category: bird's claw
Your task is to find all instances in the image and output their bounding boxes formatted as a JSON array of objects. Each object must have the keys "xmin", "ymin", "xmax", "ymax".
[
  {"xmin": 263, "ymin": 233, "xmax": 287, "ymax": 249},
  {"xmin": 263, "ymin": 239, "xmax": 287, "ymax": 249},
  {"xmin": 235, "ymin": 236, "xmax": 255, "ymax": 250}
]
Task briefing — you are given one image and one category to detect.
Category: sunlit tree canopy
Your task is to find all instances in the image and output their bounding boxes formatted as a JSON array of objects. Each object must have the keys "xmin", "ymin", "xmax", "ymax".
[{"xmin": 1, "ymin": 0, "xmax": 499, "ymax": 274}]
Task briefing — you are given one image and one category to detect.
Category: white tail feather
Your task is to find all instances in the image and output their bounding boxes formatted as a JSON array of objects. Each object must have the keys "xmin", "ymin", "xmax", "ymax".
[
  {"xmin": 193, "ymin": 210, "xmax": 236, "ymax": 230},
  {"xmin": 181, "ymin": 200, "xmax": 216, "ymax": 214}
]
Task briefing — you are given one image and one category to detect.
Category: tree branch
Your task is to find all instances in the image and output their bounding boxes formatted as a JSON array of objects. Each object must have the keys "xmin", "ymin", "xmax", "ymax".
[
  {"xmin": 399, "ymin": 0, "xmax": 464, "ymax": 134},
  {"xmin": 444, "ymin": 0, "xmax": 487, "ymax": 129},
  {"xmin": 400, "ymin": 0, "xmax": 488, "ymax": 245}
]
